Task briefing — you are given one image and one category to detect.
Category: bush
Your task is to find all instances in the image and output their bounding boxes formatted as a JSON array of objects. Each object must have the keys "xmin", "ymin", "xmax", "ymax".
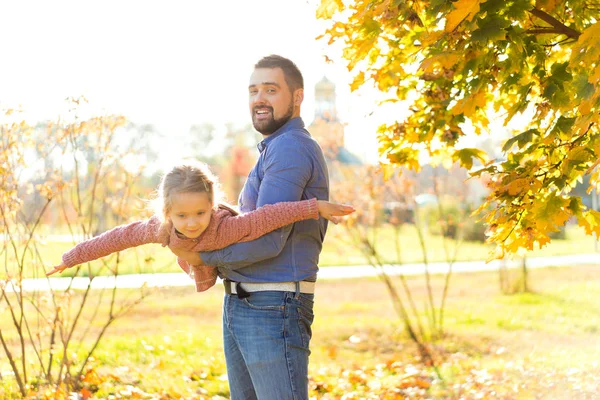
[{"xmin": 461, "ymin": 219, "xmax": 487, "ymax": 242}]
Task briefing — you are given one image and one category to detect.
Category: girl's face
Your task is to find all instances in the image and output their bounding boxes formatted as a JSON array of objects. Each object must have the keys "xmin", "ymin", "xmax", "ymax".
[{"xmin": 167, "ymin": 192, "xmax": 213, "ymax": 239}]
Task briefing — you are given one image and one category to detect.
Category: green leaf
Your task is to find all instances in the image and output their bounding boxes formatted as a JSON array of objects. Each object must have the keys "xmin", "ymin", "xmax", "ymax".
[
  {"xmin": 551, "ymin": 116, "xmax": 576, "ymax": 135},
  {"xmin": 470, "ymin": 164, "xmax": 498, "ymax": 177},
  {"xmin": 453, "ymin": 148, "xmax": 488, "ymax": 170},
  {"xmin": 568, "ymin": 197, "xmax": 584, "ymax": 216},
  {"xmin": 502, "ymin": 129, "xmax": 538, "ymax": 152},
  {"xmin": 505, "ymin": 0, "xmax": 534, "ymax": 19},
  {"xmin": 479, "ymin": 0, "xmax": 504, "ymax": 14},
  {"xmin": 543, "ymin": 82, "xmax": 558, "ymax": 99},
  {"xmin": 550, "ymin": 62, "xmax": 572, "ymax": 83},
  {"xmin": 472, "ymin": 15, "xmax": 510, "ymax": 43},
  {"xmin": 575, "ymin": 74, "xmax": 595, "ymax": 99}
]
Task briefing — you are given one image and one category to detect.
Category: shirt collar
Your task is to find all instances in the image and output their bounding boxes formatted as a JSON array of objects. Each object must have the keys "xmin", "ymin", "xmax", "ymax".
[{"xmin": 257, "ymin": 117, "xmax": 305, "ymax": 153}]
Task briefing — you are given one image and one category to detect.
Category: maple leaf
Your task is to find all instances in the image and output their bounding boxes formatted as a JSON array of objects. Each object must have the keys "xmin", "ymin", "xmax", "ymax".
[
  {"xmin": 445, "ymin": 0, "xmax": 482, "ymax": 32},
  {"xmin": 578, "ymin": 210, "xmax": 600, "ymax": 236},
  {"xmin": 451, "ymin": 91, "xmax": 487, "ymax": 117},
  {"xmin": 380, "ymin": 163, "xmax": 396, "ymax": 181},
  {"xmin": 534, "ymin": 194, "xmax": 571, "ymax": 232},
  {"xmin": 419, "ymin": 53, "xmax": 461, "ymax": 73},
  {"xmin": 505, "ymin": 178, "xmax": 530, "ymax": 196},
  {"xmin": 350, "ymin": 71, "xmax": 365, "ymax": 92},
  {"xmin": 571, "ymin": 22, "xmax": 600, "ymax": 67},
  {"xmin": 316, "ymin": 0, "xmax": 344, "ymax": 19},
  {"xmin": 453, "ymin": 148, "xmax": 488, "ymax": 170}
]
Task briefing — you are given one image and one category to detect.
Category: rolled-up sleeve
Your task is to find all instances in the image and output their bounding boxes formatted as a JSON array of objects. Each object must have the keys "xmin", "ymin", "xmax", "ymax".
[{"xmin": 200, "ymin": 137, "xmax": 312, "ymax": 269}]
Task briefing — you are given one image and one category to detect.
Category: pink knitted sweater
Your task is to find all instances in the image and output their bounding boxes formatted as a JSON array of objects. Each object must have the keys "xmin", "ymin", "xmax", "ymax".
[{"xmin": 62, "ymin": 198, "xmax": 319, "ymax": 291}]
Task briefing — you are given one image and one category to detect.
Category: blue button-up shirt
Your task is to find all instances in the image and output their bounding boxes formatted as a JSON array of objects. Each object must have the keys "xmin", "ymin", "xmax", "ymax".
[{"xmin": 200, "ymin": 117, "xmax": 329, "ymax": 283}]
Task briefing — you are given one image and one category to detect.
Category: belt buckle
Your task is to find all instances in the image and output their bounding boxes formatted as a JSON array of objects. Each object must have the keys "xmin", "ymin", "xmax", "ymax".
[{"xmin": 224, "ymin": 279, "xmax": 233, "ymax": 294}]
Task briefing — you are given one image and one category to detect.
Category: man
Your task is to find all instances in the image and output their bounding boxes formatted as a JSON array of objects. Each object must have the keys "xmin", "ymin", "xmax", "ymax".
[{"xmin": 172, "ymin": 55, "xmax": 330, "ymax": 399}]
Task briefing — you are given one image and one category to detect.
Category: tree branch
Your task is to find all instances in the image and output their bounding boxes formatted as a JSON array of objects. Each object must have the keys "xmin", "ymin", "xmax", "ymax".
[{"xmin": 528, "ymin": 8, "xmax": 581, "ymax": 39}]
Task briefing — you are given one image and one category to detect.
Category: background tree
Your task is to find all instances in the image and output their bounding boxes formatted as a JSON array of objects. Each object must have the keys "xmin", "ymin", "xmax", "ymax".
[
  {"xmin": 318, "ymin": 0, "xmax": 600, "ymax": 258},
  {"xmin": 1, "ymin": 105, "xmax": 153, "ymax": 398}
]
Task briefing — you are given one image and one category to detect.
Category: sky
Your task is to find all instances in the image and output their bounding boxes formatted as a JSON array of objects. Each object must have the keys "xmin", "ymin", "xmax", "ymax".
[{"xmin": 0, "ymin": 0, "xmax": 397, "ymax": 164}]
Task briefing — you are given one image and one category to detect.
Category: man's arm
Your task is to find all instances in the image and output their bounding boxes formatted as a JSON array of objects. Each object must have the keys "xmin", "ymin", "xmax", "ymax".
[{"xmin": 200, "ymin": 140, "xmax": 313, "ymax": 270}]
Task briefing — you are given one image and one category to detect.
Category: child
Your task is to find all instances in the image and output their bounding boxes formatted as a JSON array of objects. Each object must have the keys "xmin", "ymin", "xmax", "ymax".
[{"xmin": 46, "ymin": 161, "xmax": 354, "ymax": 291}]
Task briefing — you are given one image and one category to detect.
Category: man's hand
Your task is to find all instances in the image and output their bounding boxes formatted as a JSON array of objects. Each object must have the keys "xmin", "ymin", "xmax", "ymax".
[{"xmin": 168, "ymin": 245, "xmax": 204, "ymax": 266}]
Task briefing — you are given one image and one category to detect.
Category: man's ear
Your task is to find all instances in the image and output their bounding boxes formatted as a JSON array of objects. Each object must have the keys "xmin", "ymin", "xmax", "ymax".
[{"xmin": 294, "ymin": 88, "xmax": 304, "ymax": 106}]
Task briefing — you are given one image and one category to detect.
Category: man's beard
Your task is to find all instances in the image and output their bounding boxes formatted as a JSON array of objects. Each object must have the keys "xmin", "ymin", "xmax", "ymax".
[{"xmin": 252, "ymin": 103, "xmax": 294, "ymax": 135}]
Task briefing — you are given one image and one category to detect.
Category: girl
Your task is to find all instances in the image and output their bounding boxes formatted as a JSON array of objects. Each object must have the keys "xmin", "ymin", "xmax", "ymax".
[{"xmin": 46, "ymin": 161, "xmax": 354, "ymax": 292}]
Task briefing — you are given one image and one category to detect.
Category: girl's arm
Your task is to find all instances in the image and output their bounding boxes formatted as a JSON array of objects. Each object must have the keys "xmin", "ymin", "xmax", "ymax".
[
  {"xmin": 47, "ymin": 216, "xmax": 165, "ymax": 275},
  {"xmin": 193, "ymin": 198, "xmax": 354, "ymax": 252},
  {"xmin": 176, "ymin": 257, "xmax": 218, "ymax": 292}
]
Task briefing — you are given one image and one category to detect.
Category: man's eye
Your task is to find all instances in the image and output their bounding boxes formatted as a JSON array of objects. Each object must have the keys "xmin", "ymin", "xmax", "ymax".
[
  {"xmin": 267, "ymin": 88, "xmax": 276, "ymax": 94},
  {"xmin": 249, "ymin": 90, "xmax": 258, "ymax": 95}
]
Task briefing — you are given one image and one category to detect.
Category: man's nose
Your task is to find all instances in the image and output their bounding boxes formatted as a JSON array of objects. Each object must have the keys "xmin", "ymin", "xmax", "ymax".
[{"xmin": 253, "ymin": 90, "xmax": 266, "ymax": 104}]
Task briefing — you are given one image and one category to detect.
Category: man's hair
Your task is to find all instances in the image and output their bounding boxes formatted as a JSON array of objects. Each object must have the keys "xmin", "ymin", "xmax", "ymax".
[{"xmin": 255, "ymin": 55, "xmax": 304, "ymax": 92}]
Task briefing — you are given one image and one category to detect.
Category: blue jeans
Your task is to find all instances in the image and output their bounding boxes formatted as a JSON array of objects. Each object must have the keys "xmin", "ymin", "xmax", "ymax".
[{"xmin": 222, "ymin": 290, "xmax": 315, "ymax": 400}]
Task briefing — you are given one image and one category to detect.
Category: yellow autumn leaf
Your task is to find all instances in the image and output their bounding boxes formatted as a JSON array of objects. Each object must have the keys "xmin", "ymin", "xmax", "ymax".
[
  {"xmin": 445, "ymin": 0, "xmax": 481, "ymax": 32},
  {"xmin": 505, "ymin": 178, "xmax": 530, "ymax": 196},
  {"xmin": 534, "ymin": 194, "xmax": 571, "ymax": 232},
  {"xmin": 373, "ymin": 0, "xmax": 391, "ymax": 15},
  {"xmin": 571, "ymin": 21, "xmax": 600, "ymax": 66},
  {"xmin": 579, "ymin": 98, "xmax": 592, "ymax": 115},
  {"xmin": 578, "ymin": 210, "xmax": 600, "ymax": 236},
  {"xmin": 589, "ymin": 65, "xmax": 600, "ymax": 85},
  {"xmin": 451, "ymin": 91, "xmax": 486, "ymax": 117},
  {"xmin": 316, "ymin": 0, "xmax": 344, "ymax": 19},
  {"xmin": 419, "ymin": 53, "xmax": 461, "ymax": 73},
  {"xmin": 504, "ymin": 233, "xmax": 530, "ymax": 253},
  {"xmin": 380, "ymin": 163, "xmax": 396, "ymax": 181},
  {"xmin": 420, "ymin": 31, "xmax": 443, "ymax": 47},
  {"xmin": 536, "ymin": 233, "xmax": 552, "ymax": 249},
  {"xmin": 486, "ymin": 246, "xmax": 505, "ymax": 263},
  {"xmin": 350, "ymin": 71, "xmax": 365, "ymax": 92}
]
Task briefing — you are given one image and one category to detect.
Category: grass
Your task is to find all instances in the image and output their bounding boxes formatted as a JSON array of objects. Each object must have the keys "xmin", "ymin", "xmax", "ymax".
[
  {"xmin": 4, "ymin": 223, "xmax": 600, "ymax": 279},
  {"xmin": 1, "ymin": 264, "xmax": 599, "ymax": 398}
]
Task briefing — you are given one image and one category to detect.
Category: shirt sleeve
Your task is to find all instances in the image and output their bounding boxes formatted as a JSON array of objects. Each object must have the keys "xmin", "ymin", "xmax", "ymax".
[
  {"xmin": 200, "ymin": 138, "xmax": 313, "ymax": 269},
  {"xmin": 195, "ymin": 199, "xmax": 319, "ymax": 251},
  {"xmin": 61, "ymin": 216, "xmax": 164, "ymax": 268}
]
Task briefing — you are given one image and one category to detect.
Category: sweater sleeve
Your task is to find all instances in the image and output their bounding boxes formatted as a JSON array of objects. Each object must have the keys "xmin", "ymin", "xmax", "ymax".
[
  {"xmin": 195, "ymin": 198, "xmax": 319, "ymax": 251},
  {"xmin": 62, "ymin": 216, "xmax": 164, "ymax": 268},
  {"xmin": 177, "ymin": 258, "xmax": 218, "ymax": 292}
]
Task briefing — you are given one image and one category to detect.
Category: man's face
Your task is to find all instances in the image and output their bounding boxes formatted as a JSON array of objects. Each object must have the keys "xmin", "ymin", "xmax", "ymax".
[{"xmin": 249, "ymin": 67, "xmax": 298, "ymax": 135}]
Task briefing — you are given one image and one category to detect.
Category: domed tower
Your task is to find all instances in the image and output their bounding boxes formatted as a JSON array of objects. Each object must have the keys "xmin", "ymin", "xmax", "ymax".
[
  {"xmin": 310, "ymin": 76, "xmax": 345, "ymax": 151},
  {"xmin": 314, "ymin": 76, "xmax": 337, "ymax": 122}
]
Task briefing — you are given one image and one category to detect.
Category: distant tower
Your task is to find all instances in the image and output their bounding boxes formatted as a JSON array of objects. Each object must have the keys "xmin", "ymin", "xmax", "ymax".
[
  {"xmin": 314, "ymin": 76, "xmax": 337, "ymax": 122},
  {"xmin": 310, "ymin": 76, "xmax": 345, "ymax": 150}
]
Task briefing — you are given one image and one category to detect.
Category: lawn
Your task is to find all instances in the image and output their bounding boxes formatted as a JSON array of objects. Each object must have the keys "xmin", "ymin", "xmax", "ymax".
[{"xmin": 1, "ymin": 264, "xmax": 599, "ymax": 398}]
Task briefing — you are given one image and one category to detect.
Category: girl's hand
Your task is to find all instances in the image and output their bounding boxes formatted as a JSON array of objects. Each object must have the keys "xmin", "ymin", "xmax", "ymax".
[
  {"xmin": 46, "ymin": 263, "xmax": 68, "ymax": 277},
  {"xmin": 317, "ymin": 200, "xmax": 355, "ymax": 224}
]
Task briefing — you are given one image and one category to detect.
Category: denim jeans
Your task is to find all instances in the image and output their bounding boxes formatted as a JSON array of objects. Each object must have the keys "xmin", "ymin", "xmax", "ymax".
[{"xmin": 222, "ymin": 290, "xmax": 315, "ymax": 400}]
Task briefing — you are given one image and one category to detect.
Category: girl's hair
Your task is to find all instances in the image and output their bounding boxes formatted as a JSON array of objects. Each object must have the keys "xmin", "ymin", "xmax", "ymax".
[{"xmin": 152, "ymin": 161, "xmax": 222, "ymax": 221}]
